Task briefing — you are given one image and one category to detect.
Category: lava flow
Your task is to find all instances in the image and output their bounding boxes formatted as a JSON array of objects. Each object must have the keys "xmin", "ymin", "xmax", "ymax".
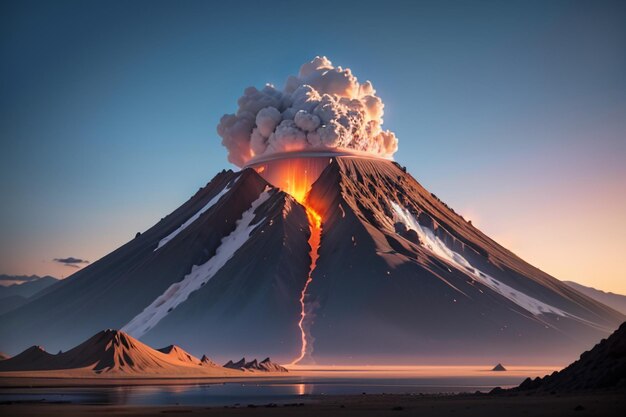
[
  {"xmin": 291, "ymin": 203, "xmax": 321, "ymax": 365},
  {"xmin": 247, "ymin": 156, "xmax": 326, "ymax": 365}
]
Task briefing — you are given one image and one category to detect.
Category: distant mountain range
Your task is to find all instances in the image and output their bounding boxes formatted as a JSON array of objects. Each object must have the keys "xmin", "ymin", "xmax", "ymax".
[
  {"xmin": 564, "ymin": 281, "xmax": 626, "ymax": 315},
  {"xmin": 0, "ymin": 276, "xmax": 59, "ymax": 315},
  {"xmin": 0, "ymin": 274, "xmax": 55, "ymax": 286}
]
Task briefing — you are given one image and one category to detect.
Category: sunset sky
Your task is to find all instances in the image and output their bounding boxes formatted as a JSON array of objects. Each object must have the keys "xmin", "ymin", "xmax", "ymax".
[{"xmin": 1, "ymin": 0, "xmax": 624, "ymax": 293}]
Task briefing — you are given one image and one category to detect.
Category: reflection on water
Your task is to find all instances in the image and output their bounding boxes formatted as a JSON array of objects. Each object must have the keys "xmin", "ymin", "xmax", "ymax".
[{"xmin": 0, "ymin": 367, "xmax": 557, "ymax": 407}]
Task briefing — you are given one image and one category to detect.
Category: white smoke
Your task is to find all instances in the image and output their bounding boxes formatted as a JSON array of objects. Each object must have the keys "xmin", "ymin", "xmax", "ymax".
[{"xmin": 217, "ymin": 56, "xmax": 399, "ymax": 167}]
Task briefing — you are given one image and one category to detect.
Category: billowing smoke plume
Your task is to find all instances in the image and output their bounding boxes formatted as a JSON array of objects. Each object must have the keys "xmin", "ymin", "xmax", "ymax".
[{"xmin": 217, "ymin": 57, "xmax": 399, "ymax": 167}]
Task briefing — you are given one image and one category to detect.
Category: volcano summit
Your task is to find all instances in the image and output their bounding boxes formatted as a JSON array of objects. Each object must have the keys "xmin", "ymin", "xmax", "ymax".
[{"xmin": 0, "ymin": 58, "xmax": 622, "ymax": 365}]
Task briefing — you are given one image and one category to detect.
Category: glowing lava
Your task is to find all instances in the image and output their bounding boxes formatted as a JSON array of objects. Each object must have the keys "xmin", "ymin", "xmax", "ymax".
[
  {"xmin": 246, "ymin": 156, "xmax": 326, "ymax": 365},
  {"xmin": 291, "ymin": 203, "xmax": 321, "ymax": 365},
  {"xmin": 247, "ymin": 156, "xmax": 331, "ymax": 203}
]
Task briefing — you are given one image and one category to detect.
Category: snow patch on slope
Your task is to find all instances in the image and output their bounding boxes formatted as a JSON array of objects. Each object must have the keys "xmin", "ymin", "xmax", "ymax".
[
  {"xmin": 124, "ymin": 188, "xmax": 272, "ymax": 338},
  {"xmin": 155, "ymin": 176, "xmax": 240, "ymax": 251},
  {"xmin": 390, "ymin": 202, "xmax": 569, "ymax": 318}
]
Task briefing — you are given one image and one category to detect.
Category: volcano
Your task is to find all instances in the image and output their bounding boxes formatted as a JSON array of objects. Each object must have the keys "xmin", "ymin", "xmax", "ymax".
[{"xmin": 0, "ymin": 155, "xmax": 623, "ymax": 365}]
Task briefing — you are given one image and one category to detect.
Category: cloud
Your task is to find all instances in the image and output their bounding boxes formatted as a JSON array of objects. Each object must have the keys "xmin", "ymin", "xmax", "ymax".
[
  {"xmin": 53, "ymin": 257, "xmax": 89, "ymax": 268},
  {"xmin": 217, "ymin": 56, "xmax": 399, "ymax": 167}
]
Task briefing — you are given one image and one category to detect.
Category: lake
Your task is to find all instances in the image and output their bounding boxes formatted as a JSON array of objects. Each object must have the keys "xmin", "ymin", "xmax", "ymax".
[{"xmin": 0, "ymin": 365, "xmax": 558, "ymax": 406}]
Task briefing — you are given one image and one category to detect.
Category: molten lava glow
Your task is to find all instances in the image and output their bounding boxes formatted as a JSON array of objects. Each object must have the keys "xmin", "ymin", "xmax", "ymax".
[
  {"xmin": 290, "ymin": 204, "xmax": 322, "ymax": 365},
  {"xmin": 287, "ymin": 174, "xmax": 322, "ymax": 365},
  {"xmin": 248, "ymin": 157, "xmax": 326, "ymax": 365},
  {"xmin": 249, "ymin": 156, "xmax": 330, "ymax": 205}
]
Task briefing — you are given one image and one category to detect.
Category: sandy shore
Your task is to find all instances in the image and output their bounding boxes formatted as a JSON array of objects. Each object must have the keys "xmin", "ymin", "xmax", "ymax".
[{"xmin": 1, "ymin": 391, "xmax": 625, "ymax": 416}]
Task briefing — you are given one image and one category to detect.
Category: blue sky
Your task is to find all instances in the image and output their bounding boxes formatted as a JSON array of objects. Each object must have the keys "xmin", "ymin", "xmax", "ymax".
[{"xmin": 1, "ymin": 0, "xmax": 625, "ymax": 291}]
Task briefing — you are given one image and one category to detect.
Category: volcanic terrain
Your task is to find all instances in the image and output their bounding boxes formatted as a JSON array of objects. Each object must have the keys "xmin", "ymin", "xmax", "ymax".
[{"xmin": 0, "ymin": 156, "xmax": 623, "ymax": 365}]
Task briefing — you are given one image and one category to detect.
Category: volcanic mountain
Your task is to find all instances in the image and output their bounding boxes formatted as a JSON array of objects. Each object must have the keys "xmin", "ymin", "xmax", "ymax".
[{"xmin": 0, "ymin": 156, "xmax": 623, "ymax": 365}]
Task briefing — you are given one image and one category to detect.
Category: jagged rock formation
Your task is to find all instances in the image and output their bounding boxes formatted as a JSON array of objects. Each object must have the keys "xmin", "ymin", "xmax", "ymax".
[{"xmin": 224, "ymin": 357, "xmax": 288, "ymax": 372}]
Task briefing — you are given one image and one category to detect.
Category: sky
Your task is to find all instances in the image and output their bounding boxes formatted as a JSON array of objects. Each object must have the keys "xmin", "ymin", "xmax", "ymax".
[{"xmin": 1, "ymin": 0, "xmax": 624, "ymax": 293}]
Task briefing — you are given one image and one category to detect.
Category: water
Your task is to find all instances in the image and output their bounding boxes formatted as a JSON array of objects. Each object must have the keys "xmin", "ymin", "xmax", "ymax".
[{"xmin": 0, "ymin": 367, "xmax": 556, "ymax": 406}]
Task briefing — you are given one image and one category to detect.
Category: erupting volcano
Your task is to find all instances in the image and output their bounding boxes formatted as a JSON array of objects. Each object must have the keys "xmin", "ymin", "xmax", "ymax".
[{"xmin": 1, "ymin": 57, "xmax": 623, "ymax": 366}]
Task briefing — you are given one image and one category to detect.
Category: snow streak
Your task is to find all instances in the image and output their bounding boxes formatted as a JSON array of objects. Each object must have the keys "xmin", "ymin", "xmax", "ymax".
[
  {"xmin": 154, "ymin": 176, "xmax": 239, "ymax": 251},
  {"xmin": 390, "ymin": 202, "xmax": 570, "ymax": 318},
  {"xmin": 123, "ymin": 188, "xmax": 271, "ymax": 338}
]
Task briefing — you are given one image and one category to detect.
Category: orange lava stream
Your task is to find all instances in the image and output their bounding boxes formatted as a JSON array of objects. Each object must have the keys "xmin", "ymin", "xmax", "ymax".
[
  {"xmin": 290, "ymin": 204, "xmax": 322, "ymax": 365},
  {"xmin": 249, "ymin": 158, "xmax": 325, "ymax": 365}
]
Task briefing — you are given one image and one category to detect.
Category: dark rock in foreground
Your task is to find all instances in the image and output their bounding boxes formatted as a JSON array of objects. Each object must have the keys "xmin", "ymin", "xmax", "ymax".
[{"xmin": 515, "ymin": 321, "xmax": 626, "ymax": 392}]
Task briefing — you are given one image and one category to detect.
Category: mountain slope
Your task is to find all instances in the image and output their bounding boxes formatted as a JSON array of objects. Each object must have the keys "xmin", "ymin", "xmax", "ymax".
[
  {"xmin": 0, "ymin": 276, "xmax": 60, "ymax": 316},
  {"xmin": 0, "ymin": 276, "xmax": 58, "ymax": 299},
  {"xmin": 0, "ymin": 169, "xmax": 310, "ymax": 361},
  {"xmin": 0, "ymin": 295, "xmax": 27, "ymax": 316},
  {"xmin": 564, "ymin": 282, "xmax": 626, "ymax": 315},
  {"xmin": 0, "ymin": 156, "xmax": 622, "ymax": 365},
  {"xmin": 303, "ymin": 157, "xmax": 624, "ymax": 363}
]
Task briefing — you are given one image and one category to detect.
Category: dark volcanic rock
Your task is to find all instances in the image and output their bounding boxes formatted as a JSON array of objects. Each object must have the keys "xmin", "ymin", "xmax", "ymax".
[{"xmin": 516, "ymin": 321, "xmax": 626, "ymax": 392}]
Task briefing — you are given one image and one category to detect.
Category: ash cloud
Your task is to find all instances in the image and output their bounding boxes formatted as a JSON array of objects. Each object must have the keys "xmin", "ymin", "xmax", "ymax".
[
  {"xmin": 53, "ymin": 257, "xmax": 89, "ymax": 268},
  {"xmin": 217, "ymin": 56, "xmax": 399, "ymax": 167}
]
